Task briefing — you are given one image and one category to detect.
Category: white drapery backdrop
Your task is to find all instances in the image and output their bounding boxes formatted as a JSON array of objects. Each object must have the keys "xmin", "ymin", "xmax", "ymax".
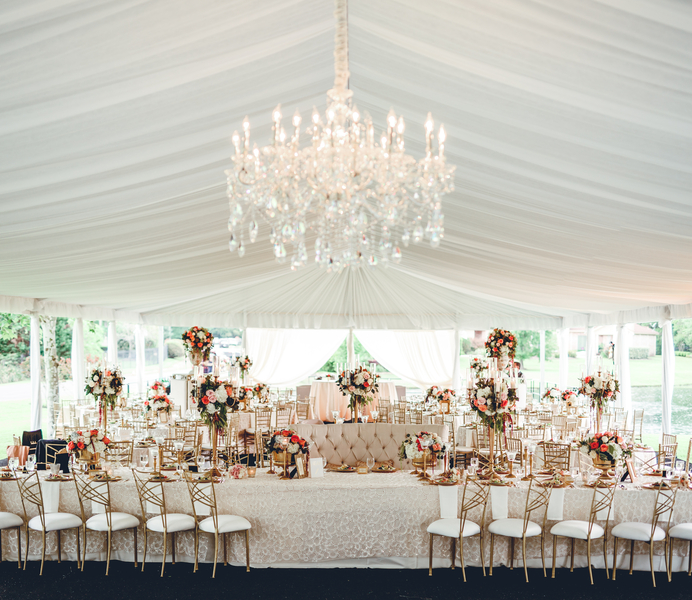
[
  {"xmin": 71, "ymin": 317, "xmax": 85, "ymax": 401},
  {"xmin": 557, "ymin": 328, "xmax": 569, "ymax": 390},
  {"xmin": 356, "ymin": 330, "xmax": 456, "ymax": 390},
  {"xmin": 135, "ymin": 324, "xmax": 146, "ymax": 396},
  {"xmin": 30, "ymin": 314, "xmax": 42, "ymax": 431},
  {"xmin": 661, "ymin": 319, "xmax": 675, "ymax": 436},
  {"xmin": 107, "ymin": 321, "xmax": 117, "ymax": 365},
  {"xmin": 615, "ymin": 324, "xmax": 632, "ymax": 417},
  {"xmin": 246, "ymin": 328, "xmax": 347, "ymax": 386}
]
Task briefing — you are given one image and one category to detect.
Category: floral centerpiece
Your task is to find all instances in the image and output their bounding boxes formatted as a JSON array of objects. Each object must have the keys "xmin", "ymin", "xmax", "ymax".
[
  {"xmin": 579, "ymin": 371, "xmax": 619, "ymax": 412},
  {"xmin": 469, "ymin": 357, "xmax": 484, "ymax": 378},
  {"xmin": 265, "ymin": 429, "xmax": 310, "ymax": 457},
  {"xmin": 145, "ymin": 380, "xmax": 172, "ymax": 415},
  {"xmin": 398, "ymin": 431, "xmax": 447, "ymax": 461},
  {"xmin": 579, "ymin": 432, "xmax": 632, "ymax": 465},
  {"xmin": 562, "ymin": 390, "xmax": 578, "ymax": 407},
  {"xmin": 236, "ymin": 385, "xmax": 255, "ymax": 408},
  {"xmin": 425, "ymin": 386, "xmax": 456, "ymax": 405},
  {"xmin": 85, "ymin": 366, "xmax": 124, "ymax": 410},
  {"xmin": 233, "ymin": 355, "xmax": 253, "ymax": 382},
  {"xmin": 182, "ymin": 326, "xmax": 214, "ymax": 365},
  {"xmin": 66, "ymin": 429, "xmax": 111, "ymax": 461},
  {"xmin": 542, "ymin": 386, "xmax": 562, "ymax": 403},
  {"xmin": 485, "ymin": 328, "xmax": 516, "ymax": 369},
  {"xmin": 337, "ymin": 366, "xmax": 380, "ymax": 421},
  {"xmin": 193, "ymin": 376, "xmax": 231, "ymax": 429},
  {"xmin": 468, "ymin": 377, "xmax": 517, "ymax": 432},
  {"xmin": 252, "ymin": 382, "xmax": 269, "ymax": 402}
]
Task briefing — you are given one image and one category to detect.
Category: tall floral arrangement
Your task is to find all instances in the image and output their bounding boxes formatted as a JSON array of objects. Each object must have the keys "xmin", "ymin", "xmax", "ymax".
[
  {"xmin": 265, "ymin": 430, "xmax": 309, "ymax": 456},
  {"xmin": 182, "ymin": 326, "xmax": 214, "ymax": 363},
  {"xmin": 484, "ymin": 328, "xmax": 516, "ymax": 362},
  {"xmin": 193, "ymin": 375, "xmax": 232, "ymax": 429},
  {"xmin": 85, "ymin": 366, "xmax": 124, "ymax": 410},
  {"xmin": 252, "ymin": 382, "xmax": 269, "ymax": 401},
  {"xmin": 145, "ymin": 380, "xmax": 172, "ymax": 415},
  {"xmin": 468, "ymin": 377, "xmax": 517, "ymax": 432},
  {"xmin": 579, "ymin": 371, "xmax": 619, "ymax": 412},
  {"xmin": 337, "ymin": 366, "xmax": 380, "ymax": 413},
  {"xmin": 234, "ymin": 355, "xmax": 253, "ymax": 374},
  {"xmin": 425, "ymin": 386, "xmax": 456, "ymax": 404},
  {"xmin": 469, "ymin": 357, "xmax": 484, "ymax": 378},
  {"xmin": 561, "ymin": 390, "xmax": 578, "ymax": 407}
]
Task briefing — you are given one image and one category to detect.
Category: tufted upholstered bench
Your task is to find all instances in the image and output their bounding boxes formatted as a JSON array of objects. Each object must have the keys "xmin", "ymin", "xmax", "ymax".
[{"xmin": 290, "ymin": 423, "xmax": 449, "ymax": 468}]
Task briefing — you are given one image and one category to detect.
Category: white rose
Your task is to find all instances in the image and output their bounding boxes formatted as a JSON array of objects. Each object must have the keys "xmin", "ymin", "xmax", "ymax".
[
  {"xmin": 580, "ymin": 446, "xmax": 588, "ymax": 455},
  {"xmin": 198, "ymin": 331, "xmax": 205, "ymax": 339},
  {"xmin": 92, "ymin": 375, "xmax": 99, "ymax": 382},
  {"xmin": 216, "ymin": 386, "xmax": 228, "ymax": 402},
  {"xmin": 287, "ymin": 442, "xmax": 299, "ymax": 454},
  {"xmin": 589, "ymin": 450, "xmax": 597, "ymax": 459},
  {"xmin": 206, "ymin": 403, "xmax": 217, "ymax": 415}
]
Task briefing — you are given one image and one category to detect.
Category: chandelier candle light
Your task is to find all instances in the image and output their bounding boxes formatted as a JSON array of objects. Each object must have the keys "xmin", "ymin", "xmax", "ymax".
[{"xmin": 226, "ymin": 0, "xmax": 455, "ymax": 272}]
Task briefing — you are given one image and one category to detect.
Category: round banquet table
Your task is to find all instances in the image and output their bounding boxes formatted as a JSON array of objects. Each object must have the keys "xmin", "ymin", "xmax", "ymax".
[{"xmin": 309, "ymin": 381, "xmax": 398, "ymax": 421}]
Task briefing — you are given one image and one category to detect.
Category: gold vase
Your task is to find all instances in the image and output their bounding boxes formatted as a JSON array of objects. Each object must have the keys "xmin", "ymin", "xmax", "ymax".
[
  {"xmin": 592, "ymin": 456, "xmax": 615, "ymax": 484},
  {"xmin": 273, "ymin": 451, "xmax": 294, "ymax": 479}
]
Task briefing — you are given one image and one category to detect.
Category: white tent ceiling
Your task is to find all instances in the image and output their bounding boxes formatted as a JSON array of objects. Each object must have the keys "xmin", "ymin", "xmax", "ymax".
[{"xmin": 1, "ymin": 0, "xmax": 692, "ymax": 329}]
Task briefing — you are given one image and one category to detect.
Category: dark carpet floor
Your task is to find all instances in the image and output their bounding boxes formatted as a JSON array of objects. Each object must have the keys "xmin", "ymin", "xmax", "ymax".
[{"xmin": 1, "ymin": 561, "xmax": 689, "ymax": 600}]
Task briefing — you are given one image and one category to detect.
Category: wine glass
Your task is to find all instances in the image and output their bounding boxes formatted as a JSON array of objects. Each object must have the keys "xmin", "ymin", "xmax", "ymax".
[
  {"xmin": 139, "ymin": 454, "xmax": 148, "ymax": 469},
  {"xmin": 331, "ymin": 410, "xmax": 340, "ymax": 423},
  {"xmin": 470, "ymin": 457, "xmax": 479, "ymax": 470},
  {"xmin": 371, "ymin": 410, "xmax": 379, "ymax": 422},
  {"xmin": 366, "ymin": 457, "xmax": 375, "ymax": 472},
  {"xmin": 362, "ymin": 415, "xmax": 369, "ymax": 424},
  {"xmin": 8, "ymin": 457, "xmax": 19, "ymax": 474},
  {"xmin": 506, "ymin": 451, "xmax": 517, "ymax": 478}
]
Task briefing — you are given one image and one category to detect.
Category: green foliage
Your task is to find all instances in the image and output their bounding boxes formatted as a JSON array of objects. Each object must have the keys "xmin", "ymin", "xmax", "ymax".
[
  {"xmin": 55, "ymin": 317, "xmax": 72, "ymax": 358},
  {"xmin": 673, "ymin": 320, "xmax": 692, "ymax": 353},
  {"xmin": 320, "ymin": 336, "xmax": 386, "ymax": 373},
  {"xmin": 675, "ymin": 351, "xmax": 689, "ymax": 357},
  {"xmin": 460, "ymin": 337, "xmax": 473, "ymax": 354},
  {"xmin": 166, "ymin": 339, "xmax": 185, "ymax": 359},
  {"xmin": 0, "ymin": 313, "xmax": 31, "ymax": 359},
  {"xmin": 629, "ymin": 347, "xmax": 649, "ymax": 359},
  {"xmin": 514, "ymin": 330, "xmax": 558, "ymax": 361}
]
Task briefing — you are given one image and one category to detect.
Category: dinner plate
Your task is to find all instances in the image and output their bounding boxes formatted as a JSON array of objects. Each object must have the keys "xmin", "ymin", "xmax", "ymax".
[
  {"xmin": 329, "ymin": 466, "xmax": 356, "ymax": 473},
  {"xmin": 642, "ymin": 482, "xmax": 673, "ymax": 490},
  {"xmin": 372, "ymin": 466, "xmax": 397, "ymax": 473},
  {"xmin": 90, "ymin": 475, "xmax": 123, "ymax": 482}
]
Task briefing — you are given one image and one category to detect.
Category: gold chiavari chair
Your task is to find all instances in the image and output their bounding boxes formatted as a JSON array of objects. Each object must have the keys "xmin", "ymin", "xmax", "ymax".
[
  {"xmin": 427, "ymin": 477, "xmax": 489, "ymax": 579},
  {"xmin": 640, "ymin": 442, "xmax": 679, "ymax": 475},
  {"xmin": 686, "ymin": 438, "xmax": 692, "ymax": 475},
  {"xmin": 37, "ymin": 441, "xmax": 68, "ymax": 471},
  {"xmin": 132, "ymin": 469, "xmax": 197, "ymax": 577},
  {"xmin": 275, "ymin": 407, "xmax": 292, "ymax": 430},
  {"xmin": 131, "ymin": 419, "xmax": 149, "ymax": 438},
  {"xmin": 377, "ymin": 399, "xmax": 391, "ymax": 423},
  {"xmin": 551, "ymin": 415, "xmax": 567, "ymax": 439},
  {"xmin": 105, "ymin": 441, "xmax": 133, "ymax": 468},
  {"xmin": 550, "ymin": 483, "xmax": 616, "ymax": 584},
  {"xmin": 394, "ymin": 406, "xmax": 409, "ymax": 424},
  {"xmin": 506, "ymin": 437, "xmax": 524, "ymax": 470},
  {"xmin": 668, "ymin": 490, "xmax": 692, "ymax": 582},
  {"xmin": 542, "ymin": 442, "xmax": 571, "ymax": 472},
  {"xmin": 410, "ymin": 408, "xmax": 423, "ymax": 425},
  {"xmin": 0, "ymin": 504, "xmax": 23, "ymax": 568},
  {"xmin": 184, "ymin": 472, "xmax": 251, "ymax": 577},
  {"xmin": 633, "ymin": 409, "xmax": 645, "ymax": 443},
  {"xmin": 489, "ymin": 478, "xmax": 552, "ymax": 583},
  {"xmin": 246, "ymin": 408, "xmax": 272, "ymax": 467},
  {"xmin": 612, "ymin": 485, "xmax": 677, "ymax": 587},
  {"xmin": 295, "ymin": 401, "xmax": 310, "ymax": 421},
  {"xmin": 16, "ymin": 471, "xmax": 82, "ymax": 575},
  {"xmin": 72, "ymin": 472, "xmax": 139, "ymax": 575},
  {"xmin": 453, "ymin": 426, "xmax": 474, "ymax": 469}
]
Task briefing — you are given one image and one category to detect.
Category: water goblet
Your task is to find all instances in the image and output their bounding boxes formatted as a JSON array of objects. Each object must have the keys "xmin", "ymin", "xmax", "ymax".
[
  {"xmin": 26, "ymin": 454, "xmax": 36, "ymax": 472},
  {"xmin": 8, "ymin": 457, "xmax": 19, "ymax": 474},
  {"xmin": 366, "ymin": 457, "xmax": 375, "ymax": 472},
  {"xmin": 470, "ymin": 457, "xmax": 479, "ymax": 470},
  {"xmin": 506, "ymin": 451, "xmax": 517, "ymax": 478},
  {"xmin": 139, "ymin": 454, "xmax": 149, "ymax": 469},
  {"xmin": 331, "ymin": 410, "xmax": 340, "ymax": 423},
  {"xmin": 371, "ymin": 410, "xmax": 379, "ymax": 422},
  {"xmin": 361, "ymin": 415, "xmax": 369, "ymax": 424}
]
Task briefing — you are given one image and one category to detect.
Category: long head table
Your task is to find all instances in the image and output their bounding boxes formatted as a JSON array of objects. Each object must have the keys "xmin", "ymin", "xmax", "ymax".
[{"xmin": 1, "ymin": 468, "xmax": 691, "ymax": 572}]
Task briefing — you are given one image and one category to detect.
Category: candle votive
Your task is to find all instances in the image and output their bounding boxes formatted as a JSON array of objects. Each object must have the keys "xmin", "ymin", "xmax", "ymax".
[{"xmin": 247, "ymin": 466, "xmax": 257, "ymax": 478}]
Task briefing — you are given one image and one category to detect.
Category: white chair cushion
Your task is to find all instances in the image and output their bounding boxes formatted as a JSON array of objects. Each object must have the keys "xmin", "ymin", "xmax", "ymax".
[
  {"xmin": 0, "ymin": 512, "xmax": 23, "ymax": 529},
  {"xmin": 86, "ymin": 512, "xmax": 140, "ymax": 532},
  {"xmin": 199, "ymin": 514, "xmax": 251, "ymax": 534},
  {"xmin": 612, "ymin": 522, "xmax": 665, "ymax": 542},
  {"xmin": 146, "ymin": 514, "xmax": 196, "ymax": 533},
  {"xmin": 669, "ymin": 523, "xmax": 692, "ymax": 541},
  {"xmin": 427, "ymin": 518, "xmax": 481, "ymax": 538},
  {"xmin": 550, "ymin": 520, "xmax": 604, "ymax": 541},
  {"xmin": 488, "ymin": 518, "xmax": 541, "ymax": 538},
  {"xmin": 29, "ymin": 513, "xmax": 82, "ymax": 532}
]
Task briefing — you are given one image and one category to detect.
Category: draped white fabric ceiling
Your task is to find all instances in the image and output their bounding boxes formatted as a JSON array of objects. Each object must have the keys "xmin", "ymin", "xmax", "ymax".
[{"xmin": 1, "ymin": 0, "xmax": 691, "ymax": 329}]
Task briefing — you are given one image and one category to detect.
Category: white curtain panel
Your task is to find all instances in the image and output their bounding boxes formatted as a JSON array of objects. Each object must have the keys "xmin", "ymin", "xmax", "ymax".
[
  {"xmin": 107, "ymin": 321, "xmax": 117, "ymax": 365},
  {"xmin": 585, "ymin": 326, "xmax": 597, "ymax": 375},
  {"xmin": 615, "ymin": 324, "xmax": 632, "ymax": 416},
  {"xmin": 356, "ymin": 330, "xmax": 455, "ymax": 389},
  {"xmin": 246, "ymin": 328, "xmax": 347, "ymax": 386},
  {"xmin": 135, "ymin": 324, "xmax": 146, "ymax": 396},
  {"xmin": 557, "ymin": 328, "xmax": 569, "ymax": 390},
  {"xmin": 30, "ymin": 314, "xmax": 42, "ymax": 431},
  {"xmin": 71, "ymin": 317, "xmax": 85, "ymax": 400},
  {"xmin": 661, "ymin": 319, "xmax": 675, "ymax": 436}
]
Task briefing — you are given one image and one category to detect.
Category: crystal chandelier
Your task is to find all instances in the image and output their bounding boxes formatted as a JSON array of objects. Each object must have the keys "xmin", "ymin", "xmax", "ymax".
[{"xmin": 226, "ymin": 0, "xmax": 455, "ymax": 271}]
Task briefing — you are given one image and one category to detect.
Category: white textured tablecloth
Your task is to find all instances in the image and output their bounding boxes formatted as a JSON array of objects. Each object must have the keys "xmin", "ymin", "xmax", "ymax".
[{"xmin": 1, "ymin": 470, "xmax": 690, "ymax": 572}]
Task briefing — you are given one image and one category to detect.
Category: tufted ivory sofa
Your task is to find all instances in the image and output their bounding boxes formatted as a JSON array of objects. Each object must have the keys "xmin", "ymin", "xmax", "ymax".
[{"xmin": 290, "ymin": 423, "xmax": 449, "ymax": 467}]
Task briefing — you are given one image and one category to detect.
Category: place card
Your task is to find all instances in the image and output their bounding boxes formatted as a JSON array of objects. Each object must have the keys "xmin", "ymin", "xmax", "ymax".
[
  {"xmin": 309, "ymin": 457, "xmax": 324, "ymax": 478},
  {"xmin": 357, "ymin": 465, "xmax": 368, "ymax": 474}
]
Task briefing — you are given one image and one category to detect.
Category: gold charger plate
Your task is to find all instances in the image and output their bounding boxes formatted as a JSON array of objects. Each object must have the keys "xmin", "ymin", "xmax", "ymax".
[
  {"xmin": 584, "ymin": 481, "xmax": 615, "ymax": 488},
  {"xmin": 45, "ymin": 475, "xmax": 73, "ymax": 482},
  {"xmin": 148, "ymin": 475, "xmax": 177, "ymax": 483},
  {"xmin": 372, "ymin": 466, "xmax": 397, "ymax": 473},
  {"xmin": 432, "ymin": 479, "xmax": 460, "ymax": 486},
  {"xmin": 642, "ymin": 482, "xmax": 673, "ymax": 490},
  {"xmin": 0, "ymin": 476, "xmax": 20, "ymax": 481},
  {"xmin": 328, "ymin": 466, "xmax": 356, "ymax": 473},
  {"xmin": 90, "ymin": 475, "xmax": 123, "ymax": 482}
]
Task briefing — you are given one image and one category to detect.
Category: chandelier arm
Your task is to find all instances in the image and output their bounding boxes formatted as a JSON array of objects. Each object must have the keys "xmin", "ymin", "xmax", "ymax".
[{"xmin": 333, "ymin": 0, "xmax": 349, "ymax": 94}]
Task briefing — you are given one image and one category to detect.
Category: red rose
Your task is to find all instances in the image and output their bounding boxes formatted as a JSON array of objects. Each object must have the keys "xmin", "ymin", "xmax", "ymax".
[
  {"xmin": 363, "ymin": 381, "xmax": 370, "ymax": 387},
  {"xmin": 144, "ymin": 401, "xmax": 149, "ymax": 406},
  {"xmin": 67, "ymin": 442, "xmax": 75, "ymax": 451},
  {"xmin": 479, "ymin": 405, "xmax": 487, "ymax": 412},
  {"xmin": 600, "ymin": 444, "xmax": 608, "ymax": 452},
  {"xmin": 201, "ymin": 397, "xmax": 210, "ymax": 405},
  {"xmin": 77, "ymin": 442, "xmax": 85, "ymax": 450},
  {"xmin": 102, "ymin": 437, "xmax": 110, "ymax": 445},
  {"xmin": 290, "ymin": 435, "xmax": 300, "ymax": 443},
  {"xmin": 590, "ymin": 442, "xmax": 598, "ymax": 449},
  {"xmin": 198, "ymin": 343, "xmax": 203, "ymax": 347}
]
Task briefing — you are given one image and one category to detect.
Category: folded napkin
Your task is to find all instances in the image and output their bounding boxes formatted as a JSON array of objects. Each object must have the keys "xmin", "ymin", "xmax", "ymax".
[
  {"xmin": 193, "ymin": 482, "xmax": 212, "ymax": 517},
  {"xmin": 117, "ymin": 427, "xmax": 133, "ymax": 441},
  {"xmin": 490, "ymin": 486, "xmax": 509, "ymax": 520},
  {"xmin": 90, "ymin": 481, "xmax": 108, "ymax": 515},
  {"xmin": 596, "ymin": 501, "xmax": 615, "ymax": 521},
  {"xmin": 547, "ymin": 488, "xmax": 565, "ymax": 520},
  {"xmin": 439, "ymin": 486, "xmax": 458, "ymax": 519},
  {"xmin": 40, "ymin": 478, "xmax": 61, "ymax": 513}
]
